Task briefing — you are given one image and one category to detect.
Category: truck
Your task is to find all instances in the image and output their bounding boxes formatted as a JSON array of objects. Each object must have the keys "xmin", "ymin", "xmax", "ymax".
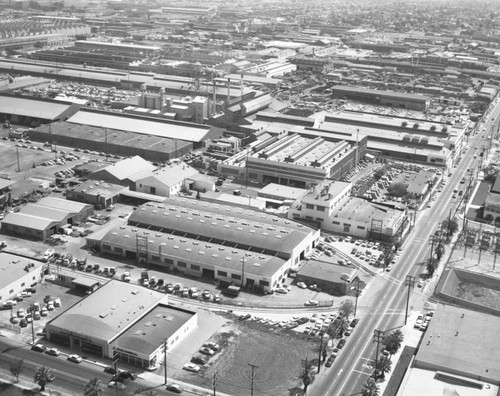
[{"xmin": 223, "ymin": 285, "xmax": 241, "ymax": 297}]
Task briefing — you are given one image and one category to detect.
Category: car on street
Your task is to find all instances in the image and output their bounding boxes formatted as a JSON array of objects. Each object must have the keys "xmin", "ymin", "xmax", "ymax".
[
  {"xmin": 414, "ymin": 315, "xmax": 423, "ymax": 329},
  {"xmin": 46, "ymin": 348, "xmax": 61, "ymax": 356},
  {"xmin": 68, "ymin": 354, "xmax": 83, "ymax": 363},
  {"xmin": 325, "ymin": 354, "xmax": 336, "ymax": 367},
  {"xmin": 31, "ymin": 344, "xmax": 46, "ymax": 352},
  {"xmin": 296, "ymin": 282, "xmax": 307, "ymax": 289},
  {"xmin": 337, "ymin": 339, "xmax": 346, "ymax": 349},
  {"xmin": 417, "ymin": 280, "xmax": 424, "ymax": 288},
  {"xmin": 344, "ymin": 328, "xmax": 352, "ymax": 336},
  {"xmin": 166, "ymin": 384, "xmax": 183, "ymax": 393},
  {"xmin": 350, "ymin": 318, "xmax": 359, "ymax": 327},
  {"xmin": 183, "ymin": 363, "xmax": 200, "ymax": 373},
  {"xmin": 304, "ymin": 300, "xmax": 319, "ymax": 306}
]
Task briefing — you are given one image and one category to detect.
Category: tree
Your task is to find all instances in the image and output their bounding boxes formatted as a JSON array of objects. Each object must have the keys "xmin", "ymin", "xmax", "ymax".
[
  {"xmin": 10, "ymin": 359, "xmax": 23, "ymax": 383},
  {"xmin": 426, "ymin": 259, "xmax": 435, "ymax": 278},
  {"xmin": 362, "ymin": 377, "xmax": 380, "ymax": 396},
  {"xmin": 383, "ymin": 330, "xmax": 404, "ymax": 358},
  {"xmin": 300, "ymin": 358, "xmax": 316, "ymax": 393},
  {"xmin": 387, "ymin": 183, "xmax": 407, "ymax": 198},
  {"xmin": 34, "ymin": 366, "xmax": 53, "ymax": 391},
  {"xmin": 412, "ymin": 123, "xmax": 420, "ymax": 129},
  {"xmin": 484, "ymin": 214, "xmax": 494, "ymax": 222},
  {"xmin": 401, "ymin": 121, "xmax": 408, "ymax": 128},
  {"xmin": 373, "ymin": 167, "xmax": 387, "ymax": 181},
  {"xmin": 382, "ymin": 245, "xmax": 394, "ymax": 270},
  {"xmin": 377, "ymin": 355, "xmax": 392, "ymax": 379},
  {"xmin": 442, "ymin": 218, "xmax": 459, "ymax": 238},
  {"xmin": 339, "ymin": 299, "xmax": 355, "ymax": 321},
  {"xmin": 84, "ymin": 377, "xmax": 104, "ymax": 396},
  {"xmin": 435, "ymin": 241, "xmax": 445, "ymax": 261}
]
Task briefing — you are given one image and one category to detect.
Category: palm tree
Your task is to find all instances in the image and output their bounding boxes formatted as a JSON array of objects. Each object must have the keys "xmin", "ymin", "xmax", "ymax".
[
  {"xmin": 34, "ymin": 366, "xmax": 53, "ymax": 391},
  {"xmin": 383, "ymin": 330, "xmax": 404, "ymax": 358},
  {"xmin": 362, "ymin": 377, "xmax": 380, "ymax": 396},
  {"xmin": 377, "ymin": 355, "xmax": 392, "ymax": 379},
  {"xmin": 300, "ymin": 358, "xmax": 315, "ymax": 393},
  {"xmin": 84, "ymin": 377, "xmax": 104, "ymax": 396}
]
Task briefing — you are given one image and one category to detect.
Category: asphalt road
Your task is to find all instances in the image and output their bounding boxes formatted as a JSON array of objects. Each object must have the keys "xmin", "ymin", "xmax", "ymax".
[
  {"xmin": 0, "ymin": 337, "xmax": 177, "ymax": 396},
  {"xmin": 312, "ymin": 100, "xmax": 500, "ymax": 396}
]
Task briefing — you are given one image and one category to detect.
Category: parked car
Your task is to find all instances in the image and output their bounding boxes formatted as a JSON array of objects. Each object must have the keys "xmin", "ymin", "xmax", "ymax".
[
  {"xmin": 67, "ymin": 354, "xmax": 83, "ymax": 363},
  {"xmin": 337, "ymin": 339, "xmax": 346, "ymax": 349},
  {"xmin": 31, "ymin": 344, "xmax": 46, "ymax": 352},
  {"xmin": 204, "ymin": 342, "xmax": 220, "ymax": 351},
  {"xmin": 325, "ymin": 354, "xmax": 336, "ymax": 367},
  {"xmin": 191, "ymin": 355, "xmax": 208, "ymax": 365},
  {"xmin": 239, "ymin": 313, "xmax": 251, "ymax": 321},
  {"xmin": 46, "ymin": 348, "xmax": 61, "ymax": 356},
  {"xmin": 199, "ymin": 346, "xmax": 215, "ymax": 356},
  {"xmin": 166, "ymin": 383, "xmax": 183, "ymax": 393},
  {"xmin": 304, "ymin": 300, "xmax": 319, "ymax": 306},
  {"xmin": 183, "ymin": 363, "xmax": 200, "ymax": 373}
]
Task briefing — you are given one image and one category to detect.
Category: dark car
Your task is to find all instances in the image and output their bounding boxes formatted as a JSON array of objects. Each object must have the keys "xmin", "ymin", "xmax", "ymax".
[
  {"xmin": 104, "ymin": 366, "xmax": 119, "ymax": 375},
  {"xmin": 191, "ymin": 355, "xmax": 208, "ymax": 365},
  {"xmin": 297, "ymin": 317, "xmax": 309, "ymax": 325},
  {"xmin": 337, "ymin": 339, "xmax": 346, "ymax": 349},
  {"xmin": 238, "ymin": 313, "xmax": 251, "ymax": 321},
  {"xmin": 31, "ymin": 344, "xmax": 46, "ymax": 352},
  {"xmin": 325, "ymin": 355, "xmax": 336, "ymax": 367},
  {"xmin": 350, "ymin": 318, "xmax": 359, "ymax": 328},
  {"xmin": 166, "ymin": 384, "xmax": 183, "ymax": 393}
]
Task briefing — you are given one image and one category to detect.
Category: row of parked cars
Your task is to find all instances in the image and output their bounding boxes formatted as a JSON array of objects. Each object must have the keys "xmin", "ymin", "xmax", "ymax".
[
  {"xmin": 184, "ymin": 342, "xmax": 221, "ymax": 373},
  {"xmin": 11, "ymin": 295, "xmax": 61, "ymax": 327}
]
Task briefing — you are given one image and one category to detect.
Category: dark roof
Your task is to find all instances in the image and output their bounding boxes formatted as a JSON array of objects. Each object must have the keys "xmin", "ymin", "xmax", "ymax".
[
  {"xmin": 116, "ymin": 304, "xmax": 194, "ymax": 355},
  {"xmin": 491, "ymin": 175, "xmax": 500, "ymax": 194},
  {"xmin": 128, "ymin": 201, "xmax": 312, "ymax": 256}
]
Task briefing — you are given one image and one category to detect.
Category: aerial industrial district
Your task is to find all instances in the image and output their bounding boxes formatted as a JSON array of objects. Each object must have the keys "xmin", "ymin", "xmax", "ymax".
[{"xmin": 0, "ymin": 1, "xmax": 499, "ymax": 396}]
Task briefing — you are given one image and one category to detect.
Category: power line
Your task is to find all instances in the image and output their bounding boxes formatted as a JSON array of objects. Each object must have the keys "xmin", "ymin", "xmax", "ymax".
[{"xmin": 248, "ymin": 363, "xmax": 259, "ymax": 396}]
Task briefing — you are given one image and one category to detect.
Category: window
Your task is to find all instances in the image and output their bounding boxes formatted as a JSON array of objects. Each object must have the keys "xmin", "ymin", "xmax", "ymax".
[
  {"xmin": 332, "ymin": 221, "xmax": 340, "ymax": 225},
  {"xmin": 164, "ymin": 258, "xmax": 173, "ymax": 265},
  {"xmin": 306, "ymin": 216, "xmax": 313, "ymax": 220},
  {"xmin": 151, "ymin": 255, "xmax": 160, "ymax": 261},
  {"xmin": 343, "ymin": 223, "xmax": 351, "ymax": 227},
  {"xmin": 259, "ymin": 280, "xmax": 269, "ymax": 286},
  {"xmin": 217, "ymin": 270, "xmax": 227, "ymax": 277},
  {"xmin": 191, "ymin": 264, "xmax": 200, "ymax": 271},
  {"xmin": 316, "ymin": 218, "xmax": 323, "ymax": 222},
  {"xmin": 103, "ymin": 244, "xmax": 111, "ymax": 251},
  {"xmin": 177, "ymin": 261, "xmax": 187, "ymax": 268},
  {"xmin": 306, "ymin": 204, "xmax": 314, "ymax": 209},
  {"xmin": 138, "ymin": 252, "xmax": 147, "ymax": 259},
  {"xmin": 231, "ymin": 274, "xmax": 241, "ymax": 280},
  {"xmin": 357, "ymin": 226, "xmax": 365, "ymax": 230},
  {"xmin": 316, "ymin": 206, "xmax": 325, "ymax": 212},
  {"xmin": 114, "ymin": 247, "xmax": 123, "ymax": 253},
  {"xmin": 21, "ymin": 282, "xmax": 25, "ymax": 287}
]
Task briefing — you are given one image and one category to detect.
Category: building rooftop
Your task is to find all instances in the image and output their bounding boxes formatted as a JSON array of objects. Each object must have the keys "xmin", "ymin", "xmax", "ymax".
[
  {"xmin": 37, "ymin": 196, "xmax": 93, "ymax": 214},
  {"xmin": 67, "ymin": 109, "xmax": 214, "ymax": 143},
  {"xmin": 258, "ymin": 183, "xmax": 308, "ymax": 201},
  {"xmin": 116, "ymin": 304, "xmax": 194, "ymax": 355},
  {"xmin": 0, "ymin": 253, "xmax": 44, "ymax": 289},
  {"xmin": 163, "ymin": 196, "xmax": 311, "ymax": 232},
  {"xmin": 1, "ymin": 212, "xmax": 58, "ymax": 230},
  {"xmin": 297, "ymin": 261, "xmax": 357, "ymax": 283},
  {"xmin": 333, "ymin": 197, "xmax": 405, "ymax": 227},
  {"xmin": 128, "ymin": 201, "xmax": 312, "ymax": 257},
  {"xmin": 48, "ymin": 280, "xmax": 168, "ymax": 343},
  {"xmin": 301, "ymin": 180, "xmax": 352, "ymax": 204},
  {"xmin": 137, "ymin": 163, "xmax": 199, "ymax": 187},
  {"xmin": 415, "ymin": 304, "xmax": 500, "ymax": 385},
  {"xmin": 333, "ymin": 85, "xmax": 431, "ymax": 102},
  {"xmin": 96, "ymin": 225, "xmax": 287, "ymax": 279},
  {"xmin": 68, "ymin": 180, "xmax": 128, "ymax": 197},
  {"xmin": 21, "ymin": 204, "xmax": 70, "ymax": 222},
  {"xmin": 0, "ymin": 94, "xmax": 74, "ymax": 120},
  {"xmin": 92, "ymin": 156, "xmax": 156, "ymax": 182}
]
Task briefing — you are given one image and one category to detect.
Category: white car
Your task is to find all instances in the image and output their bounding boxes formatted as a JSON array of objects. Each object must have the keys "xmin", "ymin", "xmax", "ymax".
[
  {"xmin": 297, "ymin": 282, "xmax": 307, "ymax": 289},
  {"xmin": 183, "ymin": 363, "xmax": 200, "ymax": 373},
  {"xmin": 67, "ymin": 354, "xmax": 82, "ymax": 363},
  {"xmin": 304, "ymin": 300, "xmax": 319, "ymax": 307}
]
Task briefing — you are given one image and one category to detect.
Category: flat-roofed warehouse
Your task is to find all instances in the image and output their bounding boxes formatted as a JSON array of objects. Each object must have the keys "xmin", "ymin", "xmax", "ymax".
[
  {"xmin": 0, "ymin": 94, "xmax": 79, "ymax": 126},
  {"xmin": 46, "ymin": 280, "xmax": 196, "ymax": 369},
  {"xmin": 30, "ymin": 109, "xmax": 223, "ymax": 161},
  {"xmin": 1, "ymin": 197, "xmax": 93, "ymax": 241},
  {"xmin": 0, "ymin": 252, "xmax": 45, "ymax": 301},
  {"xmin": 414, "ymin": 304, "xmax": 500, "ymax": 386},
  {"xmin": 331, "ymin": 85, "xmax": 431, "ymax": 111}
]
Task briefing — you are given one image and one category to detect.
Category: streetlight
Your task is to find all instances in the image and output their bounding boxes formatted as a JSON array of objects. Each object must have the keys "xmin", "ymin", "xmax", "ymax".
[{"xmin": 241, "ymin": 253, "xmax": 251, "ymax": 289}]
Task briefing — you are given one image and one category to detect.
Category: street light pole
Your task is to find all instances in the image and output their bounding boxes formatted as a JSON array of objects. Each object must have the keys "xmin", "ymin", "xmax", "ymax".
[
  {"xmin": 164, "ymin": 340, "xmax": 168, "ymax": 385},
  {"xmin": 404, "ymin": 275, "xmax": 415, "ymax": 325}
]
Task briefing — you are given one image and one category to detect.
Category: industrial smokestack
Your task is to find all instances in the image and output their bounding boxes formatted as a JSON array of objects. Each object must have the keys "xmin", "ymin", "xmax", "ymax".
[{"xmin": 213, "ymin": 81, "xmax": 217, "ymax": 115}]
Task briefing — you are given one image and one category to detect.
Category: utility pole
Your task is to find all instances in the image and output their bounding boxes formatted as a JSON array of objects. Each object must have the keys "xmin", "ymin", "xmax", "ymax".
[
  {"xmin": 317, "ymin": 334, "xmax": 324, "ymax": 373},
  {"xmin": 164, "ymin": 340, "xmax": 167, "ymax": 385},
  {"xmin": 16, "ymin": 146, "xmax": 20, "ymax": 172},
  {"xmin": 105, "ymin": 128, "xmax": 109, "ymax": 162},
  {"xmin": 213, "ymin": 371, "xmax": 217, "ymax": 396},
  {"xmin": 248, "ymin": 363, "xmax": 258, "ymax": 396},
  {"xmin": 373, "ymin": 330, "xmax": 384, "ymax": 378},
  {"xmin": 353, "ymin": 278, "xmax": 361, "ymax": 318},
  {"xmin": 404, "ymin": 275, "xmax": 415, "ymax": 325}
]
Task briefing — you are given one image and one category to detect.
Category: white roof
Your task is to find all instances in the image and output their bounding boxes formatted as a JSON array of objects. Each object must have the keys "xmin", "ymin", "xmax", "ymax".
[
  {"xmin": 98, "ymin": 156, "xmax": 156, "ymax": 181},
  {"xmin": 67, "ymin": 110, "xmax": 211, "ymax": 143}
]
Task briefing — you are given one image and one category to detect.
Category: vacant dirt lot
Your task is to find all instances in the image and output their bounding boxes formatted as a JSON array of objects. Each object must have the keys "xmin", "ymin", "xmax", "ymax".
[{"xmin": 177, "ymin": 316, "xmax": 319, "ymax": 396}]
